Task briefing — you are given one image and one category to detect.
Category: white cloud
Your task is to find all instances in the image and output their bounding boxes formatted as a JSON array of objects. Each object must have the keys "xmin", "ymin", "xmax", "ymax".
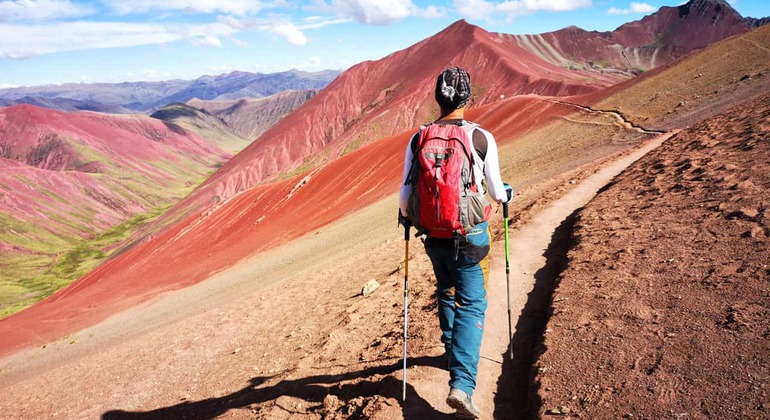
[
  {"xmin": 103, "ymin": 0, "xmax": 270, "ymax": 17},
  {"xmin": 217, "ymin": 14, "xmax": 256, "ymax": 30},
  {"xmin": 328, "ymin": 0, "xmax": 412, "ymax": 24},
  {"xmin": 191, "ymin": 35, "xmax": 223, "ymax": 47},
  {"xmin": 608, "ymin": 2, "xmax": 656, "ymax": 15},
  {"xmin": 0, "ymin": 21, "xmax": 235, "ymax": 58},
  {"xmin": 315, "ymin": 0, "xmax": 438, "ymax": 25},
  {"xmin": 453, "ymin": 0, "xmax": 591, "ymax": 20},
  {"xmin": 413, "ymin": 5, "xmax": 446, "ymax": 18},
  {"xmin": 268, "ymin": 21, "xmax": 308, "ymax": 45},
  {"xmin": 523, "ymin": 0, "xmax": 592, "ymax": 12},
  {"xmin": 0, "ymin": 83, "xmax": 19, "ymax": 88},
  {"xmin": 297, "ymin": 17, "xmax": 350, "ymax": 30},
  {"xmin": 0, "ymin": 0, "xmax": 94, "ymax": 22}
]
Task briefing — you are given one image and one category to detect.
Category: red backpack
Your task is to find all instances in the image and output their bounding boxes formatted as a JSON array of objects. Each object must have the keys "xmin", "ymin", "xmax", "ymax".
[{"xmin": 405, "ymin": 122, "xmax": 491, "ymax": 239}]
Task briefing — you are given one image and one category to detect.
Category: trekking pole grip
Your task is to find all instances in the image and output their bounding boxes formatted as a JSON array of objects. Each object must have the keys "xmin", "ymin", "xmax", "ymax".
[{"xmin": 503, "ymin": 202, "xmax": 509, "ymax": 219}]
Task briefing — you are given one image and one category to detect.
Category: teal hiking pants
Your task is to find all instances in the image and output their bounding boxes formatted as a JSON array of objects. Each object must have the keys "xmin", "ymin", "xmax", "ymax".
[{"xmin": 425, "ymin": 222, "xmax": 491, "ymax": 396}]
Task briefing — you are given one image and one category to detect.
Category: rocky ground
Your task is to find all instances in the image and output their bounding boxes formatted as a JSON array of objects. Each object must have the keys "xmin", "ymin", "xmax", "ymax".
[{"xmin": 534, "ymin": 93, "xmax": 770, "ymax": 419}]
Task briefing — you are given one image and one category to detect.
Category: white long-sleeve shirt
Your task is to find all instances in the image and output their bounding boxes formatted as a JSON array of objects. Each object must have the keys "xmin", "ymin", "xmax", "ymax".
[{"xmin": 398, "ymin": 123, "xmax": 508, "ymax": 217}]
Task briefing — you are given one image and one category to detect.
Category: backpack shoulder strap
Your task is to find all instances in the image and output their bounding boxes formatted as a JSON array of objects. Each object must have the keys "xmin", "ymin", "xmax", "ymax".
[
  {"xmin": 460, "ymin": 121, "xmax": 488, "ymax": 161},
  {"xmin": 410, "ymin": 124, "xmax": 431, "ymax": 154},
  {"xmin": 473, "ymin": 128, "xmax": 488, "ymax": 161}
]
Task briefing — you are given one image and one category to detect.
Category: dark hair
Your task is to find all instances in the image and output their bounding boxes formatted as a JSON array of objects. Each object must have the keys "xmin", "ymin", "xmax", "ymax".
[{"xmin": 434, "ymin": 67, "xmax": 471, "ymax": 110}]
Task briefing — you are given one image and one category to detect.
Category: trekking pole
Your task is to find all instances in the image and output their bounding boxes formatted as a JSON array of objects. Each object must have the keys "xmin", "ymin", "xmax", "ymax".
[
  {"xmin": 503, "ymin": 184, "xmax": 514, "ymax": 360},
  {"xmin": 402, "ymin": 222, "xmax": 410, "ymax": 401}
]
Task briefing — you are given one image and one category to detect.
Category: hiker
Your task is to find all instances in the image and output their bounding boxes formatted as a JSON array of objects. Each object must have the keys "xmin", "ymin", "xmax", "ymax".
[{"xmin": 398, "ymin": 67, "xmax": 511, "ymax": 419}]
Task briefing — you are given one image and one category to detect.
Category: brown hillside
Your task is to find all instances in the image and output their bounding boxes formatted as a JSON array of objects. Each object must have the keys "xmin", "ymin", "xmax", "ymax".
[
  {"xmin": 533, "ymin": 92, "xmax": 769, "ymax": 419},
  {"xmin": 590, "ymin": 22, "xmax": 770, "ymax": 130},
  {"xmin": 187, "ymin": 90, "xmax": 318, "ymax": 141}
]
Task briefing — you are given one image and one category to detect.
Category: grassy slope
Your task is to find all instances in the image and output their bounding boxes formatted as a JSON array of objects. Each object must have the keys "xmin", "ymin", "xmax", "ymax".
[
  {"xmin": 151, "ymin": 103, "xmax": 250, "ymax": 154},
  {"xmin": 0, "ymin": 116, "xmax": 227, "ymax": 318}
]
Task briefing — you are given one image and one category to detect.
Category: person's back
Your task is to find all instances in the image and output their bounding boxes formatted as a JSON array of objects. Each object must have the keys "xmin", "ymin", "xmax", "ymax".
[{"xmin": 398, "ymin": 67, "xmax": 511, "ymax": 419}]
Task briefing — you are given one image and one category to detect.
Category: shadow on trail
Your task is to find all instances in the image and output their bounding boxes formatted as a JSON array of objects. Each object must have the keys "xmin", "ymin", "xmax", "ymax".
[
  {"xmin": 494, "ymin": 209, "xmax": 580, "ymax": 420},
  {"xmin": 103, "ymin": 355, "xmax": 453, "ymax": 420}
]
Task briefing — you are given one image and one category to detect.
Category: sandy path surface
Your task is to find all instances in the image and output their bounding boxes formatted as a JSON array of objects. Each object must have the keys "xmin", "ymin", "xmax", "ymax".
[{"xmin": 407, "ymin": 132, "xmax": 673, "ymax": 418}]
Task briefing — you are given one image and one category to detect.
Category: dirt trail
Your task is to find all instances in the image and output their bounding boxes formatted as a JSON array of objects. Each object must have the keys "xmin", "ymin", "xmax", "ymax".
[
  {"xmin": 545, "ymin": 98, "xmax": 666, "ymax": 134},
  {"xmin": 409, "ymin": 131, "xmax": 674, "ymax": 418}
]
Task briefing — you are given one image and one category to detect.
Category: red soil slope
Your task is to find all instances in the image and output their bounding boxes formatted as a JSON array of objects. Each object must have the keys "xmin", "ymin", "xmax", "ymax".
[
  {"xmin": 517, "ymin": 0, "xmax": 751, "ymax": 72},
  {"xmin": 0, "ymin": 96, "xmax": 573, "ymax": 357}
]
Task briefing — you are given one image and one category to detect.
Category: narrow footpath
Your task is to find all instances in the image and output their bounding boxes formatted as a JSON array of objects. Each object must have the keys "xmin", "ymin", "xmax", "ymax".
[{"xmin": 409, "ymin": 131, "xmax": 674, "ymax": 419}]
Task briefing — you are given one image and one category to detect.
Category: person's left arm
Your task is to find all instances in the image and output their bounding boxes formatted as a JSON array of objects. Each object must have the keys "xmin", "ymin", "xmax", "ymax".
[{"xmin": 478, "ymin": 128, "xmax": 509, "ymax": 204}]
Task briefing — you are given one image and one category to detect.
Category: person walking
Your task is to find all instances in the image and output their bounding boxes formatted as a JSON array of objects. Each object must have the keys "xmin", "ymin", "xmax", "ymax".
[{"xmin": 398, "ymin": 67, "xmax": 511, "ymax": 419}]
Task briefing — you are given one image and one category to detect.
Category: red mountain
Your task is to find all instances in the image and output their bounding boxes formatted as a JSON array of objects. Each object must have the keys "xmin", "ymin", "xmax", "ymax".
[
  {"xmin": 516, "ymin": 0, "xmax": 751, "ymax": 73},
  {"xmin": 189, "ymin": 20, "xmax": 625, "ymax": 209}
]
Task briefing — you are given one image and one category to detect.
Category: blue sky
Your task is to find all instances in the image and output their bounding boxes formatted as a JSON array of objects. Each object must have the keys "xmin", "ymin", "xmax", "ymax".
[{"xmin": 0, "ymin": 0, "xmax": 767, "ymax": 88}]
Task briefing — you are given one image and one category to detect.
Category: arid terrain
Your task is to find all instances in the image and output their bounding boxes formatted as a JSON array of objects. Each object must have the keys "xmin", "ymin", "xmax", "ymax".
[{"xmin": 0, "ymin": 4, "xmax": 768, "ymax": 420}]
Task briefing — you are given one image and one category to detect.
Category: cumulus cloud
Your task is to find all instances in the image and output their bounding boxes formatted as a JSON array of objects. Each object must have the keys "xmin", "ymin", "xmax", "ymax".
[
  {"xmin": 103, "ymin": 0, "xmax": 271, "ymax": 17},
  {"xmin": 454, "ymin": 0, "xmax": 591, "ymax": 21},
  {"xmin": 0, "ymin": 21, "xmax": 235, "ymax": 58},
  {"xmin": 267, "ymin": 21, "xmax": 308, "ymax": 45},
  {"xmin": 0, "ymin": 0, "xmax": 94, "ymax": 22},
  {"xmin": 608, "ymin": 2, "xmax": 656, "ymax": 15}
]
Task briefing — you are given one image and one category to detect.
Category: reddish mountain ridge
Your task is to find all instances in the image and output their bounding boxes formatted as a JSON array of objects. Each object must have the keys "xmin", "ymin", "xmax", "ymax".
[
  {"xmin": 187, "ymin": 20, "xmax": 625, "ymax": 210},
  {"xmin": 515, "ymin": 0, "xmax": 752, "ymax": 72}
]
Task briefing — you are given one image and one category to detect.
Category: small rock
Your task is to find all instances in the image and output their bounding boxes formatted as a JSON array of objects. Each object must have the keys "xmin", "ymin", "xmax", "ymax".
[
  {"xmin": 232, "ymin": 348, "xmax": 241, "ymax": 354},
  {"xmin": 547, "ymin": 406, "xmax": 571, "ymax": 415},
  {"xmin": 362, "ymin": 279, "xmax": 380, "ymax": 296},
  {"xmin": 323, "ymin": 394, "xmax": 341, "ymax": 410}
]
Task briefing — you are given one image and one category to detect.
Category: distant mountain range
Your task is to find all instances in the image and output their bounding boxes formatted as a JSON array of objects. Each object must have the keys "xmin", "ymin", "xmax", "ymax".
[{"xmin": 0, "ymin": 69, "xmax": 340, "ymax": 114}]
